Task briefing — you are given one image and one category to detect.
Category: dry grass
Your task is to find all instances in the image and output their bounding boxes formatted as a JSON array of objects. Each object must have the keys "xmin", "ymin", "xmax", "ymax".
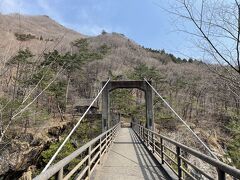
[{"xmin": 0, "ymin": 13, "xmax": 85, "ymax": 59}]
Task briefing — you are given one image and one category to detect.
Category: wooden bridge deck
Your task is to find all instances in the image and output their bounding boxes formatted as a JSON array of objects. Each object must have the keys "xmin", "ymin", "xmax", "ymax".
[{"xmin": 92, "ymin": 128, "xmax": 171, "ymax": 180}]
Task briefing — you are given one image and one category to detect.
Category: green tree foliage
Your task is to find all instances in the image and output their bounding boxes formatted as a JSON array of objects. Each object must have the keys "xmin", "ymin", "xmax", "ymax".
[
  {"xmin": 47, "ymin": 81, "xmax": 67, "ymax": 110},
  {"xmin": 8, "ymin": 49, "xmax": 34, "ymax": 80},
  {"xmin": 98, "ymin": 44, "xmax": 110, "ymax": 55},
  {"xmin": 41, "ymin": 50, "xmax": 63, "ymax": 71},
  {"xmin": 14, "ymin": 33, "xmax": 36, "ymax": 41},
  {"xmin": 8, "ymin": 48, "xmax": 33, "ymax": 65},
  {"xmin": 27, "ymin": 39, "xmax": 110, "ymax": 115},
  {"xmin": 226, "ymin": 116, "xmax": 240, "ymax": 168},
  {"xmin": 7, "ymin": 48, "xmax": 34, "ymax": 101},
  {"xmin": 40, "ymin": 120, "xmax": 101, "ymax": 170},
  {"xmin": 1, "ymin": 37, "xmax": 110, "ymax": 138},
  {"xmin": 62, "ymin": 52, "xmax": 81, "ymax": 74},
  {"xmin": 71, "ymin": 39, "xmax": 89, "ymax": 52},
  {"xmin": 101, "ymin": 30, "xmax": 107, "ymax": 35},
  {"xmin": 24, "ymin": 67, "xmax": 54, "ymax": 87},
  {"xmin": 129, "ymin": 63, "xmax": 161, "ymax": 81},
  {"xmin": 72, "ymin": 39, "xmax": 108, "ymax": 61},
  {"xmin": 110, "ymin": 88, "xmax": 147, "ymax": 124},
  {"xmin": 188, "ymin": 58, "xmax": 193, "ymax": 63},
  {"xmin": 41, "ymin": 140, "xmax": 77, "ymax": 166},
  {"xmin": 141, "ymin": 46, "xmax": 200, "ymax": 64},
  {"xmin": 110, "ymin": 89, "xmax": 135, "ymax": 115}
]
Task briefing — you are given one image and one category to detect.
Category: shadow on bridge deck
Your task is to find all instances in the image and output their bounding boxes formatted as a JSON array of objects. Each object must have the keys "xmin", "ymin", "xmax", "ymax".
[{"xmin": 91, "ymin": 128, "xmax": 171, "ymax": 180}]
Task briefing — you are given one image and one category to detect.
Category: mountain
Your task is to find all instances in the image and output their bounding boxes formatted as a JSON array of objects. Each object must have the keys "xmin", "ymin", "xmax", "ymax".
[
  {"xmin": 0, "ymin": 14, "xmax": 239, "ymax": 179},
  {"xmin": 0, "ymin": 13, "xmax": 85, "ymax": 59}
]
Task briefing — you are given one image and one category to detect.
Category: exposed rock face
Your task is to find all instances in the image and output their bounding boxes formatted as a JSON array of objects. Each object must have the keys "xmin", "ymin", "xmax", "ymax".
[
  {"xmin": 48, "ymin": 126, "xmax": 64, "ymax": 137},
  {"xmin": 0, "ymin": 120, "xmax": 73, "ymax": 179},
  {"xmin": 19, "ymin": 166, "xmax": 34, "ymax": 180},
  {"xmin": 0, "ymin": 133, "xmax": 45, "ymax": 179}
]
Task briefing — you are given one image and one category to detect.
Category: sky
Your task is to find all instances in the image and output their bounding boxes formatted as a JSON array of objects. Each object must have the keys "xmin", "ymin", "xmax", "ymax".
[{"xmin": 0, "ymin": 0, "xmax": 206, "ymax": 59}]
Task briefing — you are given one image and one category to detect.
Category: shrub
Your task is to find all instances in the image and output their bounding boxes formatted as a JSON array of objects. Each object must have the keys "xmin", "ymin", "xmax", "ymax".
[{"xmin": 15, "ymin": 33, "xmax": 36, "ymax": 41}]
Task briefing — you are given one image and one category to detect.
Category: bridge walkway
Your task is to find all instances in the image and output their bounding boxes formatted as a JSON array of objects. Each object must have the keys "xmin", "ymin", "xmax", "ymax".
[{"xmin": 92, "ymin": 128, "xmax": 171, "ymax": 180}]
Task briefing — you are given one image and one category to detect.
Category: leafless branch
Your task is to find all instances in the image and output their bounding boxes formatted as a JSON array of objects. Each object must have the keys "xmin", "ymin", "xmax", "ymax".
[{"xmin": 182, "ymin": 0, "xmax": 240, "ymax": 74}]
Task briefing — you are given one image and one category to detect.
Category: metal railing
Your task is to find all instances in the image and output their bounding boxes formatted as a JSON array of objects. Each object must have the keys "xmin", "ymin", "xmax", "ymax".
[
  {"xmin": 34, "ymin": 123, "xmax": 120, "ymax": 180},
  {"xmin": 132, "ymin": 122, "xmax": 240, "ymax": 180}
]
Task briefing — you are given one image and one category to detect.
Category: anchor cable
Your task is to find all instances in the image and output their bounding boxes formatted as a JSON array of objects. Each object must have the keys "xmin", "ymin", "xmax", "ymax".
[
  {"xmin": 42, "ymin": 78, "xmax": 110, "ymax": 172},
  {"xmin": 144, "ymin": 78, "xmax": 219, "ymax": 160}
]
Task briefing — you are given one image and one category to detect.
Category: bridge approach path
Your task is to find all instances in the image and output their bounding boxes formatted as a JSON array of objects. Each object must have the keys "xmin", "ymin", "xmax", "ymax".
[{"xmin": 92, "ymin": 128, "xmax": 171, "ymax": 180}]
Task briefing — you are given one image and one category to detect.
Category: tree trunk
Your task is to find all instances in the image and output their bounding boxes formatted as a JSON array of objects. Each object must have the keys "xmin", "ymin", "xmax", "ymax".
[
  {"xmin": 65, "ymin": 76, "xmax": 70, "ymax": 112},
  {"xmin": 58, "ymin": 103, "xmax": 64, "ymax": 121}
]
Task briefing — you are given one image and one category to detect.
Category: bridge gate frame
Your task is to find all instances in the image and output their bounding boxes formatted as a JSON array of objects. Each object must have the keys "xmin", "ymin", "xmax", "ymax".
[{"xmin": 102, "ymin": 80, "xmax": 154, "ymax": 132}]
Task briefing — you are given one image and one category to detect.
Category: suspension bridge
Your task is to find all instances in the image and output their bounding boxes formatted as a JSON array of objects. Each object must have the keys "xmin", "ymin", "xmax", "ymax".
[{"xmin": 33, "ymin": 80, "xmax": 240, "ymax": 180}]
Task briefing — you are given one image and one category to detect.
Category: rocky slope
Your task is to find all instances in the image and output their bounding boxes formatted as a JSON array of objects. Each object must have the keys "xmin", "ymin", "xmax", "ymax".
[{"xmin": 0, "ymin": 119, "xmax": 72, "ymax": 179}]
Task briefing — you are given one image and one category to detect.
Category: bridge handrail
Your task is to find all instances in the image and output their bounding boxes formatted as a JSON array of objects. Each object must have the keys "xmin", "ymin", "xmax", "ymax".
[
  {"xmin": 132, "ymin": 122, "xmax": 240, "ymax": 179},
  {"xmin": 34, "ymin": 123, "xmax": 120, "ymax": 180}
]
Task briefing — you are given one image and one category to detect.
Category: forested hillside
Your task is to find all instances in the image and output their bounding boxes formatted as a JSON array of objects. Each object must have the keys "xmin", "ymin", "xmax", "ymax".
[{"xmin": 0, "ymin": 14, "xmax": 239, "ymax": 179}]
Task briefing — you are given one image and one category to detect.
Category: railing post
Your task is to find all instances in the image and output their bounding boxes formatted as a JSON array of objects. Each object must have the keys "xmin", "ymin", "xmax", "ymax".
[
  {"xmin": 217, "ymin": 169, "xmax": 226, "ymax": 180},
  {"xmin": 106, "ymin": 132, "xmax": 110, "ymax": 152},
  {"xmin": 88, "ymin": 145, "xmax": 91, "ymax": 178},
  {"xmin": 114, "ymin": 126, "xmax": 116, "ymax": 137},
  {"xmin": 142, "ymin": 127, "xmax": 145, "ymax": 143},
  {"xmin": 139, "ymin": 125, "xmax": 141, "ymax": 136},
  {"xmin": 110, "ymin": 130, "xmax": 112, "ymax": 143},
  {"xmin": 105, "ymin": 133, "xmax": 108, "ymax": 152},
  {"xmin": 140, "ymin": 126, "xmax": 142, "ymax": 138},
  {"xmin": 152, "ymin": 132, "xmax": 155, "ymax": 153},
  {"xmin": 176, "ymin": 146, "xmax": 182, "ymax": 180},
  {"xmin": 160, "ymin": 137, "xmax": 164, "ymax": 164},
  {"xmin": 111, "ymin": 129, "xmax": 114, "ymax": 141},
  {"xmin": 148, "ymin": 129, "xmax": 150, "ymax": 146},
  {"xmin": 99, "ymin": 138, "xmax": 102, "ymax": 164},
  {"xmin": 57, "ymin": 167, "xmax": 63, "ymax": 180},
  {"xmin": 147, "ymin": 130, "xmax": 150, "ymax": 147},
  {"xmin": 145, "ymin": 128, "xmax": 147, "ymax": 144},
  {"xmin": 112, "ymin": 129, "xmax": 114, "ymax": 141}
]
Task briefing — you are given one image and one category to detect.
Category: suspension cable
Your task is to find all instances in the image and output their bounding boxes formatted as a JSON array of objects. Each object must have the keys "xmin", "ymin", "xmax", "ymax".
[
  {"xmin": 144, "ymin": 78, "xmax": 219, "ymax": 160},
  {"xmin": 42, "ymin": 78, "xmax": 110, "ymax": 172}
]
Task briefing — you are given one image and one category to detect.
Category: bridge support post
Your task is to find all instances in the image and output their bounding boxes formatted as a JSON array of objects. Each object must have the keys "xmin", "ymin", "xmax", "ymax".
[
  {"xmin": 101, "ymin": 80, "xmax": 154, "ymax": 132},
  {"xmin": 102, "ymin": 84, "xmax": 109, "ymax": 132},
  {"xmin": 145, "ymin": 83, "xmax": 154, "ymax": 130}
]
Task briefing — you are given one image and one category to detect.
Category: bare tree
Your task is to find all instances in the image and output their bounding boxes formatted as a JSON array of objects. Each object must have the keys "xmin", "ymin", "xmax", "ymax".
[{"xmin": 171, "ymin": 0, "xmax": 240, "ymax": 96}]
